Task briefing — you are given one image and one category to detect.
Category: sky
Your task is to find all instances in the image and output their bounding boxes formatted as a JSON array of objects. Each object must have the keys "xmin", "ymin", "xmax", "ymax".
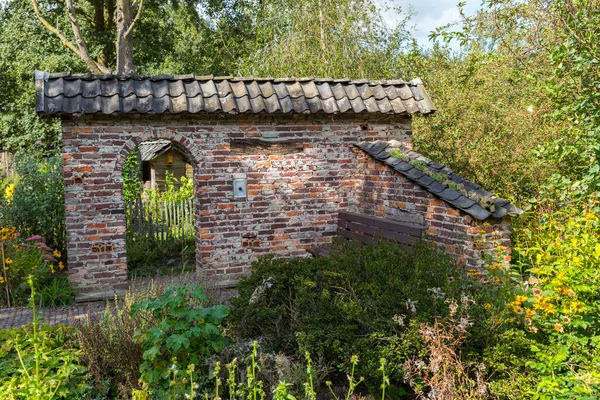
[{"xmin": 382, "ymin": 0, "xmax": 481, "ymax": 49}]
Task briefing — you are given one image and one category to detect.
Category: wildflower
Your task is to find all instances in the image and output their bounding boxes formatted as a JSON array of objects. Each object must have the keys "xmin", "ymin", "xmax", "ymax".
[
  {"xmin": 533, "ymin": 288, "xmax": 542, "ymax": 296},
  {"xmin": 405, "ymin": 299, "xmax": 418, "ymax": 314},
  {"xmin": 562, "ymin": 316, "xmax": 571, "ymax": 324},
  {"xmin": 529, "ymin": 326, "xmax": 538, "ymax": 333},
  {"xmin": 4, "ymin": 183, "xmax": 15, "ymax": 204},
  {"xmin": 25, "ymin": 235, "xmax": 43, "ymax": 242},
  {"xmin": 50, "ymin": 265, "xmax": 56, "ymax": 274},
  {"xmin": 393, "ymin": 314, "xmax": 406, "ymax": 326},
  {"xmin": 515, "ymin": 295, "xmax": 528, "ymax": 304},
  {"xmin": 554, "ymin": 323, "xmax": 564, "ymax": 333},
  {"xmin": 53, "ymin": 249, "xmax": 61, "ymax": 258},
  {"xmin": 0, "ymin": 276, "xmax": 4, "ymax": 284},
  {"xmin": 484, "ymin": 303, "xmax": 492, "ymax": 309},
  {"xmin": 5, "ymin": 258, "xmax": 12, "ymax": 265},
  {"xmin": 525, "ymin": 308, "xmax": 536, "ymax": 318},
  {"xmin": 524, "ymin": 318, "xmax": 532, "ymax": 325},
  {"xmin": 569, "ymin": 301, "xmax": 584, "ymax": 313},
  {"xmin": 58, "ymin": 261, "xmax": 65, "ymax": 270},
  {"xmin": 427, "ymin": 287, "xmax": 445, "ymax": 299}
]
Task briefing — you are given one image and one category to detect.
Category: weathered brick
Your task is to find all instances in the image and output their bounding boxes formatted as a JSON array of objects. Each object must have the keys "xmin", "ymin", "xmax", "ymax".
[{"xmin": 61, "ymin": 114, "xmax": 510, "ymax": 297}]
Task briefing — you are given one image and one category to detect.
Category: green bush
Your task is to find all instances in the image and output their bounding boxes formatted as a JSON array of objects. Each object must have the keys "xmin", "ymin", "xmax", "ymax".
[
  {"xmin": 0, "ymin": 228, "xmax": 68, "ymax": 307},
  {"xmin": 230, "ymin": 240, "xmax": 497, "ymax": 394},
  {"xmin": 36, "ymin": 276, "xmax": 76, "ymax": 308},
  {"xmin": 0, "ymin": 324, "xmax": 91, "ymax": 399},
  {"xmin": 0, "ymin": 151, "xmax": 65, "ymax": 253},
  {"xmin": 483, "ymin": 195, "xmax": 600, "ymax": 398},
  {"xmin": 132, "ymin": 285, "xmax": 230, "ymax": 398}
]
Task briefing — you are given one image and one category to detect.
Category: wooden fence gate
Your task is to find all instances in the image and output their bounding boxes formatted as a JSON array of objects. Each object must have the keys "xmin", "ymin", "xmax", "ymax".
[{"xmin": 125, "ymin": 197, "xmax": 194, "ymax": 242}]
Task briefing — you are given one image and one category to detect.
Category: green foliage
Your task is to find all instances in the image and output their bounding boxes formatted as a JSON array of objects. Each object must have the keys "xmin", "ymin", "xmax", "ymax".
[
  {"xmin": 541, "ymin": 1, "xmax": 600, "ymax": 196},
  {"xmin": 0, "ymin": 228, "xmax": 65, "ymax": 306},
  {"xmin": 486, "ymin": 196, "xmax": 600, "ymax": 398},
  {"xmin": 143, "ymin": 172, "xmax": 194, "ymax": 202},
  {"xmin": 230, "ymin": 240, "xmax": 495, "ymax": 393},
  {"xmin": 0, "ymin": 151, "xmax": 65, "ymax": 253},
  {"xmin": 0, "ymin": 325, "xmax": 90, "ymax": 399},
  {"xmin": 0, "ymin": 279, "xmax": 90, "ymax": 399},
  {"xmin": 238, "ymin": 0, "xmax": 413, "ymax": 79},
  {"xmin": 123, "ymin": 148, "xmax": 144, "ymax": 203},
  {"xmin": 36, "ymin": 276, "xmax": 76, "ymax": 308},
  {"xmin": 76, "ymin": 299, "xmax": 145, "ymax": 397},
  {"xmin": 132, "ymin": 285, "xmax": 230, "ymax": 397},
  {"xmin": 126, "ymin": 236, "xmax": 196, "ymax": 273}
]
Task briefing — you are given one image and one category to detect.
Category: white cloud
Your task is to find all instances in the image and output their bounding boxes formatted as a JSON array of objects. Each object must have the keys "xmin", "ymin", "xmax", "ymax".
[{"xmin": 379, "ymin": 0, "xmax": 481, "ymax": 49}]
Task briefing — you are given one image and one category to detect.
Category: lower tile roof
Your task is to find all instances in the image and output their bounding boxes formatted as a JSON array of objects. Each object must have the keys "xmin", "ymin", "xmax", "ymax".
[{"xmin": 356, "ymin": 140, "xmax": 522, "ymax": 221}]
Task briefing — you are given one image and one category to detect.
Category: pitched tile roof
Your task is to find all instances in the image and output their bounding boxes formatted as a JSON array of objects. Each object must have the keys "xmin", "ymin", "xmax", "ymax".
[
  {"xmin": 34, "ymin": 71, "xmax": 436, "ymax": 117},
  {"xmin": 357, "ymin": 140, "xmax": 522, "ymax": 221},
  {"xmin": 138, "ymin": 140, "xmax": 172, "ymax": 161}
]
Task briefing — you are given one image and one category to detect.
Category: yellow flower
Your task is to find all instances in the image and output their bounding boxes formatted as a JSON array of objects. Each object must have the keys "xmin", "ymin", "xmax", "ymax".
[
  {"xmin": 484, "ymin": 303, "xmax": 492, "ymax": 309},
  {"xmin": 53, "ymin": 249, "xmax": 61, "ymax": 258},
  {"xmin": 554, "ymin": 323, "xmax": 564, "ymax": 333},
  {"xmin": 4, "ymin": 257, "xmax": 12, "ymax": 265},
  {"xmin": 0, "ymin": 276, "xmax": 4, "ymax": 284},
  {"xmin": 525, "ymin": 308, "xmax": 536, "ymax": 318},
  {"xmin": 569, "ymin": 301, "xmax": 584, "ymax": 313},
  {"xmin": 58, "ymin": 261, "xmax": 65, "ymax": 270},
  {"xmin": 4, "ymin": 183, "xmax": 14, "ymax": 204},
  {"xmin": 515, "ymin": 295, "xmax": 528, "ymax": 304},
  {"xmin": 50, "ymin": 265, "xmax": 56, "ymax": 274}
]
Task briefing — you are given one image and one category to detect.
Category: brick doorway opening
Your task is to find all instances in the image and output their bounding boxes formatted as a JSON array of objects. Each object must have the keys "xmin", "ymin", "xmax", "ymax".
[{"xmin": 123, "ymin": 139, "xmax": 197, "ymax": 279}]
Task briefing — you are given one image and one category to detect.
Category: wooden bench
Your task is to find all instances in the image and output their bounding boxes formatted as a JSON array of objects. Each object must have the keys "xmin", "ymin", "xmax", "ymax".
[{"xmin": 308, "ymin": 211, "xmax": 426, "ymax": 257}]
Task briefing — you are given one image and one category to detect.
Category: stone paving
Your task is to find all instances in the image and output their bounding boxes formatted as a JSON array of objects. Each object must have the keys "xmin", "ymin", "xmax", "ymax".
[
  {"xmin": 0, "ymin": 301, "xmax": 107, "ymax": 329},
  {"xmin": 0, "ymin": 273, "xmax": 238, "ymax": 330}
]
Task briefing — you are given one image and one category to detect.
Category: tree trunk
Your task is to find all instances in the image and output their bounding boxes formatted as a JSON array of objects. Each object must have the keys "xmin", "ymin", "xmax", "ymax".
[{"xmin": 115, "ymin": 0, "xmax": 134, "ymax": 74}]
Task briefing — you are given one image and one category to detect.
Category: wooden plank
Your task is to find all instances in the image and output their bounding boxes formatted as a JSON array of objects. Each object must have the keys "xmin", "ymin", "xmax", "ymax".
[
  {"xmin": 338, "ymin": 211, "xmax": 425, "ymax": 237},
  {"xmin": 341, "ymin": 221, "xmax": 417, "ymax": 245},
  {"xmin": 338, "ymin": 228, "xmax": 376, "ymax": 244},
  {"xmin": 230, "ymin": 139, "xmax": 304, "ymax": 155}
]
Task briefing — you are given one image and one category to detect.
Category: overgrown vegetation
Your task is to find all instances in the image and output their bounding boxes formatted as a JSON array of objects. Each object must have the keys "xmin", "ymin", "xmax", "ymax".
[
  {"xmin": 1, "ymin": 0, "xmax": 599, "ymax": 396},
  {"xmin": 230, "ymin": 240, "xmax": 503, "ymax": 397}
]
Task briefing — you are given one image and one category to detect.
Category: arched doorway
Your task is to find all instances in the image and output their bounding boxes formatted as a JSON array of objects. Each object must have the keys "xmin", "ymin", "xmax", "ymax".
[{"xmin": 122, "ymin": 139, "xmax": 197, "ymax": 278}]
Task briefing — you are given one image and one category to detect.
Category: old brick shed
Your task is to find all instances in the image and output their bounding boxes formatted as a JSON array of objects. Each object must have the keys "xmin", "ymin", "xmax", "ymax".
[{"xmin": 35, "ymin": 71, "xmax": 521, "ymax": 299}]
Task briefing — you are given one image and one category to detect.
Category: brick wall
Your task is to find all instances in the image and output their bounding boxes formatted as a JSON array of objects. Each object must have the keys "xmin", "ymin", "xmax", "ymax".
[
  {"xmin": 350, "ymin": 150, "xmax": 512, "ymax": 269},
  {"xmin": 62, "ymin": 114, "xmax": 416, "ymax": 296}
]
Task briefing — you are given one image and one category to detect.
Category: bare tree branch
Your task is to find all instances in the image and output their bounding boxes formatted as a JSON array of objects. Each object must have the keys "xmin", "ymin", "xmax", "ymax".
[
  {"xmin": 124, "ymin": 0, "xmax": 144, "ymax": 38},
  {"xmin": 30, "ymin": 0, "xmax": 110, "ymax": 74},
  {"xmin": 65, "ymin": 0, "xmax": 111, "ymax": 73}
]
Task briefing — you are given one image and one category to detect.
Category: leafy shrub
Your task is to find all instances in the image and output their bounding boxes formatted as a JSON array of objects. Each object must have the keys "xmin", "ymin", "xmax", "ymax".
[
  {"xmin": 484, "ymin": 196, "xmax": 600, "ymax": 398},
  {"xmin": 76, "ymin": 304, "xmax": 144, "ymax": 398},
  {"xmin": 37, "ymin": 276, "xmax": 76, "ymax": 308},
  {"xmin": 0, "ymin": 279, "xmax": 91, "ymax": 399},
  {"xmin": 0, "ymin": 228, "xmax": 65, "ymax": 306},
  {"xmin": 132, "ymin": 285, "xmax": 230, "ymax": 397},
  {"xmin": 0, "ymin": 325, "xmax": 90, "ymax": 399},
  {"xmin": 126, "ymin": 235, "xmax": 195, "ymax": 273},
  {"xmin": 230, "ymin": 240, "xmax": 495, "ymax": 394},
  {"xmin": 0, "ymin": 151, "xmax": 65, "ymax": 253}
]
